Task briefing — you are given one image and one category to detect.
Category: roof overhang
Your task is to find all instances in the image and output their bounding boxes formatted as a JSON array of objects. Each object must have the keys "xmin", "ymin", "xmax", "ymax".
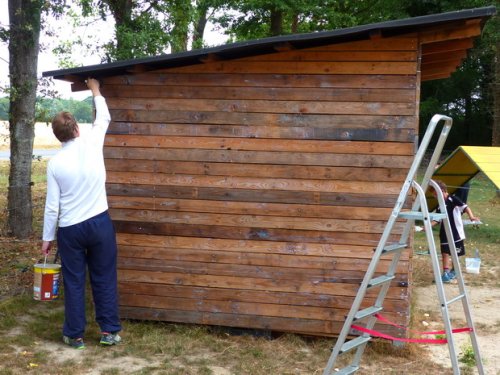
[{"xmin": 43, "ymin": 6, "xmax": 496, "ymax": 92}]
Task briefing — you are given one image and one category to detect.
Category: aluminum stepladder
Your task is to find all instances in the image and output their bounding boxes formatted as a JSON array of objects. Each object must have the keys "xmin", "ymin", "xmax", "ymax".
[{"xmin": 322, "ymin": 114, "xmax": 484, "ymax": 375}]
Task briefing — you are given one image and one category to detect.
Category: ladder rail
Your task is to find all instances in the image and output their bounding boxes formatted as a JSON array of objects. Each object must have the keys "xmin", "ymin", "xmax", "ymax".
[
  {"xmin": 400, "ymin": 115, "xmax": 453, "ymax": 242},
  {"xmin": 323, "ymin": 114, "xmax": 483, "ymax": 375},
  {"xmin": 323, "ymin": 114, "xmax": 453, "ymax": 375},
  {"xmin": 429, "ymin": 180, "xmax": 485, "ymax": 375},
  {"xmin": 414, "ymin": 181, "xmax": 461, "ymax": 375}
]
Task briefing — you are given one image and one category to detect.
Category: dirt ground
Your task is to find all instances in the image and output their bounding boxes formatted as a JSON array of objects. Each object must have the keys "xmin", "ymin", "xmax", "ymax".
[{"xmin": 414, "ymin": 283, "xmax": 500, "ymax": 374}]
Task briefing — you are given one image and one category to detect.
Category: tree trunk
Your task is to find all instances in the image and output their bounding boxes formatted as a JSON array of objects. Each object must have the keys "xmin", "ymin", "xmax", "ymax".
[
  {"xmin": 106, "ymin": 0, "xmax": 134, "ymax": 58},
  {"xmin": 291, "ymin": 12, "xmax": 299, "ymax": 33},
  {"xmin": 192, "ymin": 1, "xmax": 209, "ymax": 50},
  {"xmin": 270, "ymin": 8, "xmax": 283, "ymax": 36},
  {"xmin": 464, "ymin": 95, "xmax": 472, "ymax": 144},
  {"xmin": 170, "ymin": 0, "xmax": 191, "ymax": 53},
  {"xmin": 7, "ymin": 0, "xmax": 42, "ymax": 238}
]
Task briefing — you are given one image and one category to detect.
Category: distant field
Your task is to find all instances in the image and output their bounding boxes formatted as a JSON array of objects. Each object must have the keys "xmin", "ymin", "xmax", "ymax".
[
  {"xmin": 0, "ymin": 121, "xmax": 58, "ymax": 150},
  {"xmin": 0, "ymin": 121, "xmax": 91, "ymax": 151}
]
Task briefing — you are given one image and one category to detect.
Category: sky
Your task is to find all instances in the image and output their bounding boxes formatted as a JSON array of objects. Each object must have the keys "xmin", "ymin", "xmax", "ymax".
[
  {"xmin": 0, "ymin": 0, "xmax": 115, "ymax": 99},
  {"xmin": 0, "ymin": 0, "xmax": 226, "ymax": 100}
]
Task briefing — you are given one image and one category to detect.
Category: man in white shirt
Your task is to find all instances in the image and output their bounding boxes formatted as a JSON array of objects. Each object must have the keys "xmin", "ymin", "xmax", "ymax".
[{"xmin": 41, "ymin": 78, "xmax": 121, "ymax": 349}]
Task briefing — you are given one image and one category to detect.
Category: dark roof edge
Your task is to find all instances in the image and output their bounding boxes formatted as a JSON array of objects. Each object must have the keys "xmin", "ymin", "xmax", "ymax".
[{"xmin": 43, "ymin": 6, "xmax": 496, "ymax": 79}]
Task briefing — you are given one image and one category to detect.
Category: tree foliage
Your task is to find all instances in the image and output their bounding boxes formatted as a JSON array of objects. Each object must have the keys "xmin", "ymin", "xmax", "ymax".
[
  {"xmin": 0, "ymin": 96, "xmax": 93, "ymax": 123},
  {"xmin": 69, "ymin": 0, "xmax": 223, "ymax": 61},
  {"xmin": 216, "ymin": 0, "xmax": 408, "ymax": 41},
  {"xmin": 403, "ymin": 0, "xmax": 498, "ymax": 148},
  {"xmin": 0, "ymin": 97, "xmax": 8, "ymax": 120}
]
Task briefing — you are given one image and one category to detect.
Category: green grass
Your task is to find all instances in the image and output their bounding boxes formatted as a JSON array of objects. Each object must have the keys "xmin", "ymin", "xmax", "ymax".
[
  {"xmin": 0, "ymin": 158, "xmax": 47, "ymax": 187},
  {"xmin": 0, "ymin": 295, "xmax": 336, "ymax": 374}
]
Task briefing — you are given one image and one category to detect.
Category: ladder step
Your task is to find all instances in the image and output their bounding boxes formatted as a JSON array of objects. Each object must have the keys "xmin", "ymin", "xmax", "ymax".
[
  {"xmin": 446, "ymin": 294, "xmax": 465, "ymax": 306},
  {"xmin": 354, "ymin": 306, "xmax": 383, "ymax": 321},
  {"xmin": 333, "ymin": 365, "xmax": 359, "ymax": 375},
  {"xmin": 368, "ymin": 275, "xmax": 395, "ymax": 288},
  {"xmin": 340, "ymin": 336, "xmax": 371, "ymax": 354},
  {"xmin": 398, "ymin": 211, "xmax": 447, "ymax": 221},
  {"xmin": 382, "ymin": 243, "xmax": 407, "ymax": 254}
]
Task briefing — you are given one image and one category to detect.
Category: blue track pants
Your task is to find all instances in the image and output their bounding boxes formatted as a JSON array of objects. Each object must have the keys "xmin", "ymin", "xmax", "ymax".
[{"xmin": 57, "ymin": 210, "xmax": 121, "ymax": 338}]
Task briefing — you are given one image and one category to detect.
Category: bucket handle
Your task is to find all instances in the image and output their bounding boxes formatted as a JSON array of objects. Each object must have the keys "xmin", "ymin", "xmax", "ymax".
[
  {"xmin": 42, "ymin": 254, "xmax": 48, "ymax": 275},
  {"xmin": 40, "ymin": 251, "xmax": 60, "ymax": 275}
]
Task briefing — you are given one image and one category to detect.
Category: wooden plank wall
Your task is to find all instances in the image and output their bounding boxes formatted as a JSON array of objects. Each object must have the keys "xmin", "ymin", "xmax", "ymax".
[{"xmin": 102, "ymin": 34, "xmax": 419, "ymax": 337}]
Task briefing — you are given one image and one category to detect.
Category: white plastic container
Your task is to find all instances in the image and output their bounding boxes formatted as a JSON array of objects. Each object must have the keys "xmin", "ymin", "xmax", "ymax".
[{"xmin": 465, "ymin": 257, "xmax": 481, "ymax": 274}]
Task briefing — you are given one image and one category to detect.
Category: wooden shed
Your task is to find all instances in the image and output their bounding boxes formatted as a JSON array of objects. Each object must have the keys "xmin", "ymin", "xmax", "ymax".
[{"xmin": 44, "ymin": 6, "xmax": 495, "ymax": 337}]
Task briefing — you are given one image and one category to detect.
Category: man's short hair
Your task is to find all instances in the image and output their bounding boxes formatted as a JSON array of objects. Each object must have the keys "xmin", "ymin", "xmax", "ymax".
[{"xmin": 52, "ymin": 111, "xmax": 78, "ymax": 143}]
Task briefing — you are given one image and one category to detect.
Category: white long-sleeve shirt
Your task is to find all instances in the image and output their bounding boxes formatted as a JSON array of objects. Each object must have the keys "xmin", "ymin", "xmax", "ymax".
[{"xmin": 42, "ymin": 95, "xmax": 111, "ymax": 241}]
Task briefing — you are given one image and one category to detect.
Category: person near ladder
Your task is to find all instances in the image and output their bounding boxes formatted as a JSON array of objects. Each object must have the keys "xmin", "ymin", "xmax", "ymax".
[
  {"xmin": 41, "ymin": 78, "xmax": 122, "ymax": 349},
  {"xmin": 430, "ymin": 180, "xmax": 480, "ymax": 283}
]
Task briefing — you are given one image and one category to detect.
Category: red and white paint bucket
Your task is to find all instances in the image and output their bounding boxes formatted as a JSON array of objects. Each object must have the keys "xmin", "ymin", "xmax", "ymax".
[{"xmin": 33, "ymin": 262, "xmax": 61, "ymax": 301}]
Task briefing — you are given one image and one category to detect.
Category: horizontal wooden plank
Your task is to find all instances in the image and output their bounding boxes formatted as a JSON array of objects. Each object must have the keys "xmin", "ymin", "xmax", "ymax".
[
  {"xmin": 110, "ymin": 208, "xmax": 397, "ymax": 234},
  {"xmin": 421, "ymin": 71, "xmax": 452, "ymax": 82},
  {"xmin": 118, "ymin": 246, "xmax": 408, "ymax": 272},
  {"xmin": 118, "ymin": 306, "xmax": 338, "ymax": 336},
  {"xmin": 421, "ymin": 65, "xmax": 461, "ymax": 80},
  {"xmin": 116, "ymin": 233, "xmax": 409, "ymax": 260},
  {"xmin": 241, "ymin": 50, "xmax": 417, "ymax": 62},
  {"xmin": 120, "ymin": 292, "xmax": 345, "ymax": 321},
  {"xmin": 118, "ymin": 306, "xmax": 408, "ymax": 337},
  {"xmin": 108, "ymin": 121, "xmax": 415, "ymax": 142},
  {"xmin": 421, "ymin": 38, "xmax": 473, "ymax": 55},
  {"xmin": 118, "ymin": 269, "xmax": 407, "ymax": 298},
  {"xmin": 113, "ymin": 221, "xmax": 400, "ymax": 247},
  {"xmin": 422, "ymin": 64, "xmax": 456, "ymax": 78},
  {"xmin": 119, "ymin": 292, "xmax": 407, "ymax": 325},
  {"xmin": 106, "ymin": 171, "xmax": 405, "ymax": 194},
  {"xmin": 105, "ymin": 159, "xmax": 408, "ymax": 182},
  {"xmin": 419, "ymin": 20, "xmax": 482, "ymax": 45},
  {"xmin": 104, "ymin": 149, "xmax": 413, "ymax": 170},
  {"xmin": 106, "ymin": 97, "xmax": 415, "ymax": 116},
  {"xmin": 104, "ymin": 135, "xmax": 414, "ymax": 155},
  {"xmin": 103, "ymin": 85, "xmax": 416, "ymax": 102},
  {"xmin": 103, "ymin": 73, "xmax": 417, "ymax": 89},
  {"xmin": 118, "ymin": 282, "xmax": 409, "ymax": 311},
  {"xmin": 306, "ymin": 37, "xmax": 417, "ymax": 51},
  {"xmin": 108, "ymin": 196, "xmax": 394, "ymax": 221},
  {"xmin": 117, "ymin": 257, "xmax": 407, "ymax": 283},
  {"xmin": 107, "ymin": 184, "xmax": 404, "ymax": 208},
  {"xmin": 109, "ymin": 111, "xmax": 415, "ymax": 128},
  {"xmin": 422, "ymin": 57, "xmax": 463, "ymax": 71},
  {"xmin": 161, "ymin": 61, "xmax": 417, "ymax": 75},
  {"xmin": 421, "ymin": 50, "xmax": 467, "ymax": 67}
]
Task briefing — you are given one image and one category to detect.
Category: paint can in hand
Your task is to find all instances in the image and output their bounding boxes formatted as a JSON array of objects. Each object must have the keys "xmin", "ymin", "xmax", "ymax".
[{"xmin": 33, "ymin": 256, "xmax": 61, "ymax": 301}]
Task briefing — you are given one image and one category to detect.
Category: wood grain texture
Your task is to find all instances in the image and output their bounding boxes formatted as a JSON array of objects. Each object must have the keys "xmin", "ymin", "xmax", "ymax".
[
  {"xmin": 103, "ymin": 33, "xmax": 419, "ymax": 337},
  {"xmin": 105, "ymin": 159, "xmax": 408, "ymax": 182},
  {"xmin": 116, "ymin": 233, "xmax": 410, "ymax": 260}
]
